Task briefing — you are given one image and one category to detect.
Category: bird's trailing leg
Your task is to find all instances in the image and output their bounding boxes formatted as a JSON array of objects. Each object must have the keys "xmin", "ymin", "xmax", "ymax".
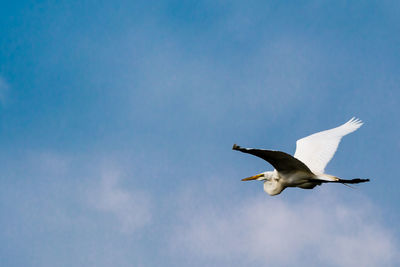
[
  {"xmin": 336, "ymin": 178, "xmax": 370, "ymax": 184},
  {"xmin": 318, "ymin": 177, "xmax": 370, "ymax": 185}
]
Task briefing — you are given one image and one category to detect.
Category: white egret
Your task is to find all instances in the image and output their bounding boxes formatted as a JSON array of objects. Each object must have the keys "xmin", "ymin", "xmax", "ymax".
[{"xmin": 233, "ymin": 118, "xmax": 369, "ymax": 196}]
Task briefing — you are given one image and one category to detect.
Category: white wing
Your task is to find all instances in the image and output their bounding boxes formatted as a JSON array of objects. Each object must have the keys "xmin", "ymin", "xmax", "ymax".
[{"xmin": 293, "ymin": 117, "xmax": 363, "ymax": 174}]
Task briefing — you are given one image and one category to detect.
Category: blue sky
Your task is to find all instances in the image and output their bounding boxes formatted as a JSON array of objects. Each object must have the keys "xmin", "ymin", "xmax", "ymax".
[{"xmin": 1, "ymin": 1, "xmax": 400, "ymax": 266}]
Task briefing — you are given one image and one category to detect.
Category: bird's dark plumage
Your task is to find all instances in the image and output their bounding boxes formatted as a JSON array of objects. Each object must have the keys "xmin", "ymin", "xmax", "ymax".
[{"xmin": 232, "ymin": 144, "xmax": 313, "ymax": 173}]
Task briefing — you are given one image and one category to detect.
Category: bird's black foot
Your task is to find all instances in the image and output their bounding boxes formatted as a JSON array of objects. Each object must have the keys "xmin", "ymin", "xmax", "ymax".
[{"xmin": 339, "ymin": 178, "xmax": 370, "ymax": 184}]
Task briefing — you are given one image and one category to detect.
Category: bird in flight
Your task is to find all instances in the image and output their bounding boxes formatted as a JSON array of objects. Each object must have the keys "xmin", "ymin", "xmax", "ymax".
[{"xmin": 233, "ymin": 118, "xmax": 369, "ymax": 196}]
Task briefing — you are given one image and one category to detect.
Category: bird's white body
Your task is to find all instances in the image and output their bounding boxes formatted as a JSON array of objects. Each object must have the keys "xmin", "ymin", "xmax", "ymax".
[
  {"xmin": 234, "ymin": 118, "xmax": 368, "ymax": 196},
  {"xmin": 260, "ymin": 170, "xmax": 318, "ymax": 195}
]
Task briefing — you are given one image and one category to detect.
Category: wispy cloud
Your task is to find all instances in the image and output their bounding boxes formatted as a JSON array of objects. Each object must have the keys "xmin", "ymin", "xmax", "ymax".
[
  {"xmin": 171, "ymin": 189, "xmax": 399, "ymax": 266},
  {"xmin": 87, "ymin": 168, "xmax": 152, "ymax": 234}
]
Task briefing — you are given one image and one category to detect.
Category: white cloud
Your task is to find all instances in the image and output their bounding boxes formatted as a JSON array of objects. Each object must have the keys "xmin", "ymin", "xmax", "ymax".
[
  {"xmin": 87, "ymin": 168, "xmax": 152, "ymax": 234},
  {"xmin": 171, "ymin": 189, "xmax": 399, "ymax": 267}
]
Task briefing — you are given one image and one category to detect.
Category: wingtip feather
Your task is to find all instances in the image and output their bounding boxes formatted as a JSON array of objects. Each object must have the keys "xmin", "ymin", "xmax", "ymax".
[{"xmin": 347, "ymin": 117, "xmax": 363, "ymax": 126}]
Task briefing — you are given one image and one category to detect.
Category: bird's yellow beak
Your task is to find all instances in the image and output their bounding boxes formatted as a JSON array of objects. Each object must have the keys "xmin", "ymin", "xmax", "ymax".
[{"xmin": 241, "ymin": 173, "xmax": 264, "ymax": 181}]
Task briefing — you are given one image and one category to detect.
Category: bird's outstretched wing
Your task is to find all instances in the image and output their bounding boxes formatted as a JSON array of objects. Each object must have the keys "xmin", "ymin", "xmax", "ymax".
[
  {"xmin": 293, "ymin": 117, "xmax": 363, "ymax": 174},
  {"xmin": 233, "ymin": 144, "xmax": 312, "ymax": 173}
]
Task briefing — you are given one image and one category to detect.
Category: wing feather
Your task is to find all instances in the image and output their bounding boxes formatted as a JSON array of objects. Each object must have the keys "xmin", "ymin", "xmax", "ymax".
[
  {"xmin": 233, "ymin": 144, "xmax": 312, "ymax": 173},
  {"xmin": 293, "ymin": 117, "xmax": 363, "ymax": 174}
]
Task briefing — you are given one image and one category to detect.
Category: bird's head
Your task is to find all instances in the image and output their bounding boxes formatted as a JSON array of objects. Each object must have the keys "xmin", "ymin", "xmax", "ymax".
[
  {"xmin": 242, "ymin": 171, "xmax": 283, "ymax": 195},
  {"xmin": 241, "ymin": 171, "xmax": 283, "ymax": 195}
]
